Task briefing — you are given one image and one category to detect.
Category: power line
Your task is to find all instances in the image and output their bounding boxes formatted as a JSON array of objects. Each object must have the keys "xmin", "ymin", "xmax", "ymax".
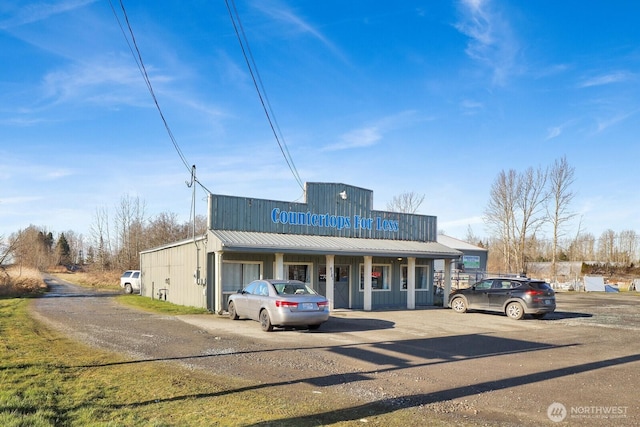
[
  {"xmin": 224, "ymin": 0, "xmax": 304, "ymax": 190},
  {"xmin": 108, "ymin": 0, "xmax": 213, "ymax": 195}
]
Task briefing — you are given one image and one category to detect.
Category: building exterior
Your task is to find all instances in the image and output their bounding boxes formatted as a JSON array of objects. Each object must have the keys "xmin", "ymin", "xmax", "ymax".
[
  {"xmin": 140, "ymin": 182, "xmax": 462, "ymax": 312},
  {"xmin": 435, "ymin": 234, "xmax": 488, "ymax": 288}
]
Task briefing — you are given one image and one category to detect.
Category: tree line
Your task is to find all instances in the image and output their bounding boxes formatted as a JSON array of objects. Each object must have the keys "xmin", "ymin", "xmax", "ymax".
[
  {"xmin": 2, "ymin": 159, "xmax": 640, "ymax": 277},
  {"xmin": 476, "ymin": 156, "xmax": 639, "ymax": 278},
  {"xmin": 2, "ymin": 195, "xmax": 206, "ymax": 273}
]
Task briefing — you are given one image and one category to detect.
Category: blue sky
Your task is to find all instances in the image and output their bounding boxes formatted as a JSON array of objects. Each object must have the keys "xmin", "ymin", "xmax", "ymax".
[{"xmin": 1, "ymin": 0, "xmax": 639, "ymax": 243}]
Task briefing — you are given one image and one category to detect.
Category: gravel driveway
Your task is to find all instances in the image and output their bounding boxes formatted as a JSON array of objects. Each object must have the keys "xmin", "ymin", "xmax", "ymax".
[{"xmin": 31, "ymin": 275, "xmax": 640, "ymax": 426}]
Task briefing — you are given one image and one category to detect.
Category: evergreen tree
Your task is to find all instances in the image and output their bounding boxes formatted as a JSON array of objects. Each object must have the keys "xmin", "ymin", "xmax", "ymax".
[{"xmin": 55, "ymin": 233, "xmax": 72, "ymax": 266}]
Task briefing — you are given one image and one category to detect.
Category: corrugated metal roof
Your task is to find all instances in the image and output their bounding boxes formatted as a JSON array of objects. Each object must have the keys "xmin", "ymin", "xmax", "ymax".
[
  {"xmin": 437, "ymin": 234, "xmax": 488, "ymax": 252},
  {"xmin": 210, "ymin": 230, "xmax": 462, "ymax": 258}
]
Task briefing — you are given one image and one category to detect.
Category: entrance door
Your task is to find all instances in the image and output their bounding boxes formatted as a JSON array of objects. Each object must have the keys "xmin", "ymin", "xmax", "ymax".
[{"xmin": 319, "ymin": 265, "xmax": 350, "ymax": 309}]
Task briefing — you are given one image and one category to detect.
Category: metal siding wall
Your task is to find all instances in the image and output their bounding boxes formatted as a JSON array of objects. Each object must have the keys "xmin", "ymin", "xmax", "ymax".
[
  {"xmin": 209, "ymin": 183, "xmax": 438, "ymax": 241},
  {"xmin": 140, "ymin": 241, "xmax": 208, "ymax": 309}
]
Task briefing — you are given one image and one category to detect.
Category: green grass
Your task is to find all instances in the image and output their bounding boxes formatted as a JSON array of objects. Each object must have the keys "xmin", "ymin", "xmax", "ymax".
[
  {"xmin": 115, "ymin": 294, "xmax": 210, "ymax": 315},
  {"xmin": 1, "ymin": 278, "xmax": 440, "ymax": 426},
  {"xmin": 0, "ymin": 298, "xmax": 351, "ymax": 426}
]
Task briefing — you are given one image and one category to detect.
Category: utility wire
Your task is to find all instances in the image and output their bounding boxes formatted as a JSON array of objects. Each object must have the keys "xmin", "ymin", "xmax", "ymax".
[
  {"xmin": 108, "ymin": 0, "xmax": 213, "ymax": 196},
  {"xmin": 225, "ymin": 0, "xmax": 305, "ymax": 190}
]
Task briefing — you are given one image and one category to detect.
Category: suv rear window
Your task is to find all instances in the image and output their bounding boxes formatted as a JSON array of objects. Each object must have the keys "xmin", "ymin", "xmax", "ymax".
[{"xmin": 530, "ymin": 281, "xmax": 552, "ymax": 290}]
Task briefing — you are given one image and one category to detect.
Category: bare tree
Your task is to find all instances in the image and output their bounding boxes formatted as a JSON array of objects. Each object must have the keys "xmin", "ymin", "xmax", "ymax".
[
  {"xmin": 113, "ymin": 195, "xmax": 146, "ymax": 271},
  {"xmin": 90, "ymin": 206, "xmax": 112, "ymax": 271},
  {"xmin": 464, "ymin": 225, "xmax": 480, "ymax": 246},
  {"xmin": 617, "ymin": 230, "xmax": 638, "ymax": 264},
  {"xmin": 59, "ymin": 230, "xmax": 84, "ymax": 266},
  {"xmin": 9, "ymin": 226, "xmax": 53, "ymax": 270},
  {"xmin": 597, "ymin": 229, "xmax": 616, "ymax": 263},
  {"xmin": 547, "ymin": 156, "xmax": 576, "ymax": 282},
  {"xmin": 569, "ymin": 232, "xmax": 595, "ymax": 261},
  {"xmin": 484, "ymin": 169, "xmax": 518, "ymax": 272},
  {"xmin": 386, "ymin": 192, "xmax": 425, "ymax": 214},
  {"xmin": 484, "ymin": 166, "xmax": 549, "ymax": 274},
  {"xmin": 146, "ymin": 212, "xmax": 186, "ymax": 248},
  {"xmin": 514, "ymin": 166, "xmax": 549, "ymax": 273}
]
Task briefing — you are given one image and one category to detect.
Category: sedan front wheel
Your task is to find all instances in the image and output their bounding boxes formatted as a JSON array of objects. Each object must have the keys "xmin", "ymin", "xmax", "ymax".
[{"xmin": 228, "ymin": 302, "xmax": 239, "ymax": 320}]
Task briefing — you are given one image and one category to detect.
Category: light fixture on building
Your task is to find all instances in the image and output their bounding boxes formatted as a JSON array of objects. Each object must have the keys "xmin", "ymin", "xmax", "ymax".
[{"xmin": 339, "ymin": 190, "xmax": 347, "ymax": 200}]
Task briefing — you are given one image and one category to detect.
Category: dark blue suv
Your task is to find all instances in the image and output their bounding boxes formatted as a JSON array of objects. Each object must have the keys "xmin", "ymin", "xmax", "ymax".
[{"xmin": 448, "ymin": 277, "xmax": 556, "ymax": 320}]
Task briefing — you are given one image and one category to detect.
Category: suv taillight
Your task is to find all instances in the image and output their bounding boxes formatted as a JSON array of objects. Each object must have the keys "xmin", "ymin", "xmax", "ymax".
[{"xmin": 526, "ymin": 289, "xmax": 545, "ymax": 302}]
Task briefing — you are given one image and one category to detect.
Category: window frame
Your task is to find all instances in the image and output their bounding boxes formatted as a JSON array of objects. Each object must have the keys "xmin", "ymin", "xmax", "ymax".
[
  {"xmin": 400, "ymin": 264, "xmax": 430, "ymax": 291},
  {"xmin": 359, "ymin": 263, "xmax": 392, "ymax": 292}
]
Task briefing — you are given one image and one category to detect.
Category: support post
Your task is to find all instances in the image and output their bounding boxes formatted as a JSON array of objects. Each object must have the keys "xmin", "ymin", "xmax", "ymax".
[
  {"xmin": 275, "ymin": 253, "xmax": 285, "ymax": 280},
  {"xmin": 407, "ymin": 257, "xmax": 416, "ymax": 309},
  {"xmin": 443, "ymin": 259, "xmax": 454, "ymax": 307},
  {"xmin": 326, "ymin": 254, "xmax": 335, "ymax": 311},
  {"xmin": 364, "ymin": 255, "xmax": 372, "ymax": 311}
]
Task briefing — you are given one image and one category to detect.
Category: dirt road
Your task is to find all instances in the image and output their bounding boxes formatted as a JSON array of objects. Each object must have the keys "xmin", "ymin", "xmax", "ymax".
[{"xmin": 31, "ymin": 275, "xmax": 640, "ymax": 426}]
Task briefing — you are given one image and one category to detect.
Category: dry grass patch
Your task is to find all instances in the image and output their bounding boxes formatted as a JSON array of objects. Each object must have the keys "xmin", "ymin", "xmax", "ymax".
[
  {"xmin": 0, "ymin": 266, "xmax": 47, "ymax": 297},
  {"xmin": 54, "ymin": 270, "xmax": 121, "ymax": 291}
]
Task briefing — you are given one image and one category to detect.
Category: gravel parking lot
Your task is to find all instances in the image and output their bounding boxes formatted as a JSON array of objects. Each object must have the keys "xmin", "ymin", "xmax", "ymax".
[{"xmin": 32, "ymin": 275, "xmax": 640, "ymax": 426}]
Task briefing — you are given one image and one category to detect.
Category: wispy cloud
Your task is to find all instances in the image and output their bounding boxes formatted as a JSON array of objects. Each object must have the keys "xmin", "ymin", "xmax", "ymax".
[
  {"xmin": 595, "ymin": 110, "xmax": 637, "ymax": 133},
  {"xmin": 0, "ymin": 196, "xmax": 42, "ymax": 205},
  {"xmin": 460, "ymin": 99, "xmax": 484, "ymax": 115},
  {"xmin": 0, "ymin": 0, "xmax": 96, "ymax": 29},
  {"xmin": 40, "ymin": 58, "xmax": 157, "ymax": 107},
  {"xmin": 545, "ymin": 126, "xmax": 562, "ymax": 140},
  {"xmin": 42, "ymin": 169, "xmax": 74, "ymax": 180},
  {"xmin": 454, "ymin": 0, "xmax": 519, "ymax": 85},
  {"xmin": 332, "ymin": 126, "xmax": 382, "ymax": 151},
  {"xmin": 545, "ymin": 119, "xmax": 577, "ymax": 140},
  {"xmin": 579, "ymin": 71, "xmax": 633, "ymax": 88},
  {"xmin": 323, "ymin": 111, "xmax": 419, "ymax": 151},
  {"xmin": 253, "ymin": 1, "xmax": 348, "ymax": 63}
]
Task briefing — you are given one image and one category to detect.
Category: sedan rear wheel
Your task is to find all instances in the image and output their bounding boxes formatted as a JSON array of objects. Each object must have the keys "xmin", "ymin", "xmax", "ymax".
[
  {"xmin": 506, "ymin": 302, "xmax": 525, "ymax": 320},
  {"xmin": 228, "ymin": 302, "xmax": 239, "ymax": 320},
  {"xmin": 451, "ymin": 297, "xmax": 467, "ymax": 313},
  {"xmin": 260, "ymin": 309, "xmax": 273, "ymax": 332}
]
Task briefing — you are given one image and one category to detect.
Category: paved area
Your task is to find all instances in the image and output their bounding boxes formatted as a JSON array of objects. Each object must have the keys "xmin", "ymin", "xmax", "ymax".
[{"xmin": 32, "ymin": 275, "xmax": 640, "ymax": 425}]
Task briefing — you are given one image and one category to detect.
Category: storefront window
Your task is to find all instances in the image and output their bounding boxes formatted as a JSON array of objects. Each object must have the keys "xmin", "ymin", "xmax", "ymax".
[
  {"xmin": 401, "ymin": 265, "xmax": 430, "ymax": 290},
  {"xmin": 222, "ymin": 262, "xmax": 261, "ymax": 292},
  {"xmin": 287, "ymin": 263, "xmax": 311, "ymax": 284},
  {"xmin": 359, "ymin": 264, "xmax": 391, "ymax": 291}
]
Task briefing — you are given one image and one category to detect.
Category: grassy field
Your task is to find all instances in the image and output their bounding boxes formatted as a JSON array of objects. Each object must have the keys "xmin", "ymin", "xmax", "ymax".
[{"xmin": 0, "ymin": 270, "xmax": 426, "ymax": 426}]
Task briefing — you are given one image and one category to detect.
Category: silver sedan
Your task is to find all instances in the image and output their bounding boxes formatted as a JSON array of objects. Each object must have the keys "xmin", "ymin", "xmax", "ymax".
[{"xmin": 227, "ymin": 279, "xmax": 330, "ymax": 331}]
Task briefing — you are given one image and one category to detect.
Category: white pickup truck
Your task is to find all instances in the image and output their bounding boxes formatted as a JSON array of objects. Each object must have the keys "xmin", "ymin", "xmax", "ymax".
[{"xmin": 120, "ymin": 270, "xmax": 141, "ymax": 294}]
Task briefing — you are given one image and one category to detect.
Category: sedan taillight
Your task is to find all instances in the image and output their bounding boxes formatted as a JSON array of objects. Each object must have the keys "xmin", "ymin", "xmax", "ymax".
[
  {"xmin": 275, "ymin": 300, "xmax": 299, "ymax": 308},
  {"xmin": 317, "ymin": 301, "xmax": 328, "ymax": 308}
]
